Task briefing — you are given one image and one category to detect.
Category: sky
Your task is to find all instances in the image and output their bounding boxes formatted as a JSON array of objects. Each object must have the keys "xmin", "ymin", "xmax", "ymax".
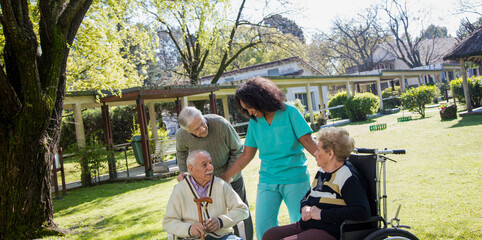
[{"xmin": 237, "ymin": 0, "xmax": 482, "ymax": 43}]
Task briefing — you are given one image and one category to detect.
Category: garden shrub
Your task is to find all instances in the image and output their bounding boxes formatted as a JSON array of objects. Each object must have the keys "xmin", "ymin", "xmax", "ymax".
[
  {"xmin": 344, "ymin": 92, "xmax": 380, "ymax": 122},
  {"xmin": 449, "ymin": 76, "xmax": 482, "ymax": 108},
  {"xmin": 381, "ymin": 87, "xmax": 401, "ymax": 110},
  {"xmin": 327, "ymin": 92, "xmax": 348, "ymax": 119},
  {"xmin": 60, "ymin": 105, "xmax": 141, "ymax": 151},
  {"xmin": 67, "ymin": 131, "xmax": 111, "ymax": 186},
  {"xmin": 400, "ymin": 85, "xmax": 437, "ymax": 118},
  {"xmin": 287, "ymin": 98, "xmax": 306, "ymax": 114}
]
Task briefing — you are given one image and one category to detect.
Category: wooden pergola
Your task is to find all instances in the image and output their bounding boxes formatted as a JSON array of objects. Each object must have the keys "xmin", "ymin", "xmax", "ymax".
[
  {"xmin": 443, "ymin": 27, "xmax": 482, "ymax": 113},
  {"xmin": 64, "ymin": 85, "xmax": 219, "ymax": 177}
]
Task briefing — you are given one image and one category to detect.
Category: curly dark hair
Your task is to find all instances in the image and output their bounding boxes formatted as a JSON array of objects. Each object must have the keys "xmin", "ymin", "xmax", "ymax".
[{"xmin": 235, "ymin": 77, "xmax": 286, "ymax": 120}]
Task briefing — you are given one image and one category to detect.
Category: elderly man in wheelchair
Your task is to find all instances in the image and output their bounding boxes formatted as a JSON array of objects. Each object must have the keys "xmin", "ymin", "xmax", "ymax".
[{"xmin": 163, "ymin": 150, "xmax": 249, "ymax": 240}]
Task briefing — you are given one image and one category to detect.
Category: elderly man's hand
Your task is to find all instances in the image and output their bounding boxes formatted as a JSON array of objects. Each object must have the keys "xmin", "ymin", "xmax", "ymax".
[
  {"xmin": 176, "ymin": 172, "xmax": 188, "ymax": 182},
  {"xmin": 204, "ymin": 218, "xmax": 220, "ymax": 232},
  {"xmin": 190, "ymin": 222, "xmax": 205, "ymax": 237}
]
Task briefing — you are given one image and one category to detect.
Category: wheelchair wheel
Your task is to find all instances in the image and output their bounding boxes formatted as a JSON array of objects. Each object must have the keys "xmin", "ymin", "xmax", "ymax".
[{"xmin": 363, "ymin": 228, "xmax": 419, "ymax": 240}]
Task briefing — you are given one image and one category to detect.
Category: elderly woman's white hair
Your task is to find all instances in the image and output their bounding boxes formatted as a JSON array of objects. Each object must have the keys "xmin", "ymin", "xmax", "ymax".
[
  {"xmin": 178, "ymin": 106, "xmax": 203, "ymax": 130},
  {"xmin": 186, "ymin": 150, "xmax": 211, "ymax": 171},
  {"xmin": 317, "ymin": 127, "xmax": 355, "ymax": 162}
]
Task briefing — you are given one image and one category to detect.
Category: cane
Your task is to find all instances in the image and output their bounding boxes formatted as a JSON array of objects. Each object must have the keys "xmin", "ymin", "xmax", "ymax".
[{"xmin": 194, "ymin": 197, "xmax": 213, "ymax": 240}]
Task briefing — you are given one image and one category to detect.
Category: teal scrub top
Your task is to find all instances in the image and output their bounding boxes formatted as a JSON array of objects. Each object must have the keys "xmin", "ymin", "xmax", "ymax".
[{"xmin": 245, "ymin": 104, "xmax": 313, "ymax": 184}]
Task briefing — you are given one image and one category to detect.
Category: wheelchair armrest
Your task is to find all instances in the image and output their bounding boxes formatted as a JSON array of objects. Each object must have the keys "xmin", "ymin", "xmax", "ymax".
[
  {"xmin": 340, "ymin": 215, "xmax": 387, "ymax": 230},
  {"xmin": 339, "ymin": 216, "xmax": 387, "ymax": 240}
]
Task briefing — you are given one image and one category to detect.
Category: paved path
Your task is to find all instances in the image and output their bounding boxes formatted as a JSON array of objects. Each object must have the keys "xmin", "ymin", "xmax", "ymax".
[{"xmin": 52, "ymin": 160, "xmax": 180, "ymax": 193}]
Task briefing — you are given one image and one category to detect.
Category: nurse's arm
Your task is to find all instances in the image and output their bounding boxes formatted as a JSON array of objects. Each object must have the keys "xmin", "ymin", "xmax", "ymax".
[
  {"xmin": 220, "ymin": 145, "xmax": 257, "ymax": 182},
  {"xmin": 298, "ymin": 133, "xmax": 317, "ymax": 157}
]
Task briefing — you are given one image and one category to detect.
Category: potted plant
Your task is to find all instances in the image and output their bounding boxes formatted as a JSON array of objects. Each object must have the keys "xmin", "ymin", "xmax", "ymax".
[{"xmin": 439, "ymin": 103, "xmax": 457, "ymax": 120}]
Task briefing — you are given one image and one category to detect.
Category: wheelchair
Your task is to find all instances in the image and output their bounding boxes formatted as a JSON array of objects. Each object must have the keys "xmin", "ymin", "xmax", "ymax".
[{"xmin": 340, "ymin": 148, "xmax": 418, "ymax": 240}]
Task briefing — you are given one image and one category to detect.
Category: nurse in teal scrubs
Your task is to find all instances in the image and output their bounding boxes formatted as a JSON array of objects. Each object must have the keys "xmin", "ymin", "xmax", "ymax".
[{"xmin": 221, "ymin": 77, "xmax": 318, "ymax": 240}]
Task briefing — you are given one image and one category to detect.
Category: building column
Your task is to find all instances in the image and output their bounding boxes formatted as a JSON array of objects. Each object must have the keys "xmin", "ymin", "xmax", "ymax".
[
  {"xmin": 350, "ymin": 82, "xmax": 356, "ymax": 96},
  {"xmin": 417, "ymin": 75, "xmax": 422, "ymax": 87},
  {"xmin": 73, "ymin": 103, "xmax": 86, "ymax": 148},
  {"xmin": 453, "ymin": 70, "xmax": 457, "ymax": 80},
  {"xmin": 400, "ymin": 75, "xmax": 406, "ymax": 92},
  {"xmin": 346, "ymin": 81, "xmax": 352, "ymax": 98},
  {"xmin": 460, "ymin": 59, "xmax": 473, "ymax": 113},
  {"xmin": 221, "ymin": 95, "xmax": 230, "ymax": 122},
  {"xmin": 305, "ymin": 84, "xmax": 314, "ymax": 125},
  {"xmin": 148, "ymin": 102, "xmax": 158, "ymax": 147},
  {"xmin": 376, "ymin": 78, "xmax": 384, "ymax": 110}
]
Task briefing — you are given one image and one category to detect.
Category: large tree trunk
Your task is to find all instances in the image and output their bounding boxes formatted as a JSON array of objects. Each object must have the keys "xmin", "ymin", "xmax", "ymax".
[{"xmin": 0, "ymin": 1, "xmax": 92, "ymax": 238}]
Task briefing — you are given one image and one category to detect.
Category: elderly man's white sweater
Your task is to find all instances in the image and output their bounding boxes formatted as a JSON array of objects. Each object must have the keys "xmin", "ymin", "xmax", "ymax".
[{"xmin": 163, "ymin": 175, "xmax": 249, "ymax": 239}]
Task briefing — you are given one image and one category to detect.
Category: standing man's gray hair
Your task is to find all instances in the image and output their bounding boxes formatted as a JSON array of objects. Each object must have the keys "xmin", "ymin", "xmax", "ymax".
[
  {"xmin": 186, "ymin": 150, "xmax": 211, "ymax": 170},
  {"xmin": 178, "ymin": 106, "xmax": 203, "ymax": 130}
]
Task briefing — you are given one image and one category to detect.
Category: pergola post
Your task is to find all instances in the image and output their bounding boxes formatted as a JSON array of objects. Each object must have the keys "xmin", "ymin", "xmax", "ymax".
[
  {"xmin": 148, "ymin": 102, "xmax": 158, "ymax": 148},
  {"xmin": 460, "ymin": 59, "xmax": 473, "ymax": 113},
  {"xmin": 136, "ymin": 98, "xmax": 153, "ymax": 177},
  {"xmin": 101, "ymin": 104, "xmax": 117, "ymax": 179},
  {"xmin": 221, "ymin": 95, "xmax": 230, "ymax": 121},
  {"xmin": 175, "ymin": 98, "xmax": 182, "ymax": 118},
  {"xmin": 182, "ymin": 96, "xmax": 188, "ymax": 109},
  {"xmin": 317, "ymin": 85, "xmax": 325, "ymax": 118},
  {"xmin": 401, "ymin": 75, "xmax": 406, "ymax": 92},
  {"xmin": 209, "ymin": 92, "xmax": 218, "ymax": 114},
  {"xmin": 73, "ymin": 103, "xmax": 86, "ymax": 148},
  {"xmin": 305, "ymin": 84, "xmax": 314, "ymax": 124},
  {"xmin": 376, "ymin": 78, "xmax": 384, "ymax": 110}
]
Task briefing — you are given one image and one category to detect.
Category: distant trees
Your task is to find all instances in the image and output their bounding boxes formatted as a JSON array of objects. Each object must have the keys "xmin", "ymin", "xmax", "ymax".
[
  {"xmin": 382, "ymin": 0, "xmax": 424, "ymax": 68},
  {"xmin": 456, "ymin": 17, "xmax": 482, "ymax": 41},
  {"xmin": 421, "ymin": 25, "xmax": 449, "ymax": 39},
  {"xmin": 142, "ymin": 0, "xmax": 295, "ymax": 85},
  {"xmin": 264, "ymin": 14, "xmax": 305, "ymax": 43},
  {"xmin": 67, "ymin": 0, "xmax": 153, "ymax": 91},
  {"xmin": 321, "ymin": 7, "xmax": 388, "ymax": 73}
]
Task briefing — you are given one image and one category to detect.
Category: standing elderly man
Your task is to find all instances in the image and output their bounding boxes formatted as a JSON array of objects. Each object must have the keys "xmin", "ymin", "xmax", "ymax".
[
  {"xmin": 163, "ymin": 150, "xmax": 249, "ymax": 240},
  {"xmin": 175, "ymin": 106, "xmax": 253, "ymax": 240}
]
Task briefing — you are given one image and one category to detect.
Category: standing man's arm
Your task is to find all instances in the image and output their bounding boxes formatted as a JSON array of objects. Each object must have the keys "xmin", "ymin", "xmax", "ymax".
[
  {"xmin": 226, "ymin": 121, "xmax": 244, "ymax": 169},
  {"xmin": 176, "ymin": 131, "xmax": 189, "ymax": 181}
]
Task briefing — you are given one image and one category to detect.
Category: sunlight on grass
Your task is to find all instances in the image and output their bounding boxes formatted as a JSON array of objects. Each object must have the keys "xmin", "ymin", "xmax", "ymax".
[{"xmin": 48, "ymin": 109, "xmax": 482, "ymax": 239}]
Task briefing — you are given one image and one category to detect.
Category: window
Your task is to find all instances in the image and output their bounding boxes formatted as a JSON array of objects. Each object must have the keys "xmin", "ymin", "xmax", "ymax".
[
  {"xmin": 267, "ymin": 68, "xmax": 279, "ymax": 76},
  {"xmin": 295, "ymin": 92, "xmax": 317, "ymax": 110}
]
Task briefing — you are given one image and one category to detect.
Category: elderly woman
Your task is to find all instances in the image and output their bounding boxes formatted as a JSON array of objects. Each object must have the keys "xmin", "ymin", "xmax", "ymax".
[
  {"xmin": 262, "ymin": 127, "xmax": 370, "ymax": 240},
  {"xmin": 221, "ymin": 77, "xmax": 318, "ymax": 240}
]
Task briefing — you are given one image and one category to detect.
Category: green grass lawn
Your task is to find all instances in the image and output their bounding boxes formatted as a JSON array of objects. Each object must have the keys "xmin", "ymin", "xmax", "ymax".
[{"xmin": 48, "ymin": 108, "xmax": 482, "ymax": 239}]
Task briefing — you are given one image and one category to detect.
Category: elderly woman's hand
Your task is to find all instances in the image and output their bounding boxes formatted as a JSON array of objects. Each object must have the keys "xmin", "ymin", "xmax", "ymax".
[
  {"xmin": 310, "ymin": 206, "xmax": 322, "ymax": 220},
  {"xmin": 301, "ymin": 206, "xmax": 312, "ymax": 221}
]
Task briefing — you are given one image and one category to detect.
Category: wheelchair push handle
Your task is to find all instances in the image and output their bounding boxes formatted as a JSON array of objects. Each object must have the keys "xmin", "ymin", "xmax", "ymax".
[{"xmin": 355, "ymin": 148, "xmax": 406, "ymax": 155}]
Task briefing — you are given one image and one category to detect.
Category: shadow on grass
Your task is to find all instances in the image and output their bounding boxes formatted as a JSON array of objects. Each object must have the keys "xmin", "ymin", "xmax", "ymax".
[
  {"xmin": 66, "ymin": 206, "xmax": 163, "ymax": 239},
  {"xmin": 449, "ymin": 114, "xmax": 482, "ymax": 128},
  {"xmin": 53, "ymin": 178, "xmax": 173, "ymax": 213}
]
